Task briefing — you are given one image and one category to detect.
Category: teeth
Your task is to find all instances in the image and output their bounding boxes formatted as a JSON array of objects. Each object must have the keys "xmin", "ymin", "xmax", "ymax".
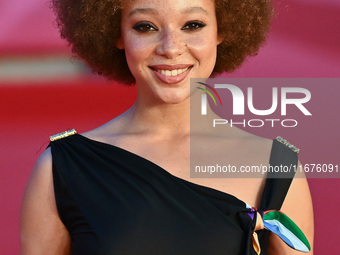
[
  {"xmin": 171, "ymin": 70, "xmax": 178, "ymax": 76},
  {"xmin": 158, "ymin": 67, "xmax": 189, "ymax": 77}
]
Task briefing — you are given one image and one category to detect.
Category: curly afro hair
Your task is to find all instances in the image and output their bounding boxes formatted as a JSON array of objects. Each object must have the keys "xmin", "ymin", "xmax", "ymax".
[{"xmin": 51, "ymin": 0, "xmax": 273, "ymax": 85}]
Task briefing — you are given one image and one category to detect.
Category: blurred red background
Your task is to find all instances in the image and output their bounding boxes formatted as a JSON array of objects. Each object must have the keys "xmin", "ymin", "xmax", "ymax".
[{"xmin": 1, "ymin": 0, "xmax": 339, "ymax": 254}]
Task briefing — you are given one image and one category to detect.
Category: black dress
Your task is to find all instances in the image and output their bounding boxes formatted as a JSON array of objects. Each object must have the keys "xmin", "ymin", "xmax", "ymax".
[{"xmin": 49, "ymin": 133, "xmax": 299, "ymax": 255}]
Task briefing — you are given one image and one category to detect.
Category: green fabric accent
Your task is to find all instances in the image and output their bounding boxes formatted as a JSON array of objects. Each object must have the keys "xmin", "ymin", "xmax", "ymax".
[{"xmin": 264, "ymin": 211, "xmax": 311, "ymax": 250}]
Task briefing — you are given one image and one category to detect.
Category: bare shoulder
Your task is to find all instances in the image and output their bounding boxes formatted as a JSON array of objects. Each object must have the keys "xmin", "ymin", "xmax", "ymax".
[
  {"xmin": 20, "ymin": 148, "xmax": 71, "ymax": 255},
  {"xmin": 228, "ymin": 128, "xmax": 274, "ymax": 164},
  {"xmin": 21, "ymin": 148, "xmax": 54, "ymax": 207},
  {"xmin": 239, "ymin": 130, "xmax": 273, "ymax": 150}
]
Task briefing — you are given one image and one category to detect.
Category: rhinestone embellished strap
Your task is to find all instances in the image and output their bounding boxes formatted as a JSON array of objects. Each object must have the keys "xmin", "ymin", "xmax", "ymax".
[
  {"xmin": 50, "ymin": 129, "xmax": 77, "ymax": 142},
  {"xmin": 276, "ymin": 136, "xmax": 300, "ymax": 153}
]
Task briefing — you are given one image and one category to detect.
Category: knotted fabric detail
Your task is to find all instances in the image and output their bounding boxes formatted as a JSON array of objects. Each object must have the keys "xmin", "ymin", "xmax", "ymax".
[{"xmin": 246, "ymin": 205, "xmax": 310, "ymax": 254}]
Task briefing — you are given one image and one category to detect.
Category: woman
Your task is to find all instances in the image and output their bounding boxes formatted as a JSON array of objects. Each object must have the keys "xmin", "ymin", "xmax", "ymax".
[{"xmin": 20, "ymin": 0, "xmax": 314, "ymax": 254}]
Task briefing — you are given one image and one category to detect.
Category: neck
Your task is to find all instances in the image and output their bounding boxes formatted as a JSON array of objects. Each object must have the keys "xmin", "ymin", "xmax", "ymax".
[
  {"xmin": 125, "ymin": 95, "xmax": 191, "ymax": 138},
  {"xmin": 120, "ymin": 84, "xmax": 235, "ymax": 138}
]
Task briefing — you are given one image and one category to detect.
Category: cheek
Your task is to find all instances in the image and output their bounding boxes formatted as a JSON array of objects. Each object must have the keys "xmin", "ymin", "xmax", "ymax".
[
  {"xmin": 185, "ymin": 29, "xmax": 218, "ymax": 52},
  {"xmin": 124, "ymin": 36, "xmax": 158, "ymax": 66},
  {"xmin": 185, "ymin": 35, "xmax": 218, "ymax": 64},
  {"xmin": 124, "ymin": 31, "xmax": 148, "ymax": 53}
]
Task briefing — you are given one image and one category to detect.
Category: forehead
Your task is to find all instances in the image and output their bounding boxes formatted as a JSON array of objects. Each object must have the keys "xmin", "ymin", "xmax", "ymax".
[{"xmin": 121, "ymin": 0, "xmax": 216, "ymax": 17}]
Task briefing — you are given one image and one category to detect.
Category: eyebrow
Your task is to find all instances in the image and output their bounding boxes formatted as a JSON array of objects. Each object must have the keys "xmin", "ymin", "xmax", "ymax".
[
  {"xmin": 128, "ymin": 6, "xmax": 209, "ymax": 17},
  {"xmin": 128, "ymin": 8, "xmax": 158, "ymax": 17},
  {"xmin": 182, "ymin": 7, "xmax": 209, "ymax": 15}
]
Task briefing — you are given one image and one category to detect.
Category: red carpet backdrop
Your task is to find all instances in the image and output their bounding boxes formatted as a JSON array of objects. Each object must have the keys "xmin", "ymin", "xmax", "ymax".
[{"xmin": 0, "ymin": 0, "xmax": 339, "ymax": 254}]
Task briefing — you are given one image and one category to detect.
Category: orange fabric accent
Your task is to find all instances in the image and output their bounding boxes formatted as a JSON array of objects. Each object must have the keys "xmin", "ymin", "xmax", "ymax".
[
  {"xmin": 252, "ymin": 211, "xmax": 265, "ymax": 254},
  {"xmin": 252, "ymin": 231, "xmax": 261, "ymax": 255},
  {"xmin": 255, "ymin": 212, "xmax": 264, "ymax": 231}
]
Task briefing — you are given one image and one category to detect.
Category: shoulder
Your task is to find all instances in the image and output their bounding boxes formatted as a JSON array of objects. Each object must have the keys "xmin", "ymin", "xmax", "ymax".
[
  {"xmin": 208, "ymin": 125, "xmax": 274, "ymax": 152},
  {"xmin": 230, "ymin": 128, "xmax": 274, "ymax": 164},
  {"xmin": 241, "ymin": 131, "xmax": 273, "ymax": 151},
  {"xmin": 28, "ymin": 147, "xmax": 53, "ymax": 187},
  {"xmin": 20, "ymin": 147, "xmax": 71, "ymax": 254},
  {"xmin": 21, "ymin": 148, "xmax": 54, "ymax": 228}
]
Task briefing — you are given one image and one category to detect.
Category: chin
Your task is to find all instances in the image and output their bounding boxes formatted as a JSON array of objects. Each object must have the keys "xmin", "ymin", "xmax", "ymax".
[{"xmin": 158, "ymin": 92, "xmax": 190, "ymax": 105}]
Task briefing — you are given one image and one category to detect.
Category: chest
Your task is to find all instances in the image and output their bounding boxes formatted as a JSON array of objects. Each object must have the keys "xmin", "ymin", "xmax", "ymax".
[{"xmin": 117, "ymin": 141, "xmax": 267, "ymax": 207}]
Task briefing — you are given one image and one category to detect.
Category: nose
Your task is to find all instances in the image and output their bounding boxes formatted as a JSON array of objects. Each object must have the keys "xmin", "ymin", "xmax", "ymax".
[{"xmin": 156, "ymin": 29, "xmax": 186, "ymax": 58}]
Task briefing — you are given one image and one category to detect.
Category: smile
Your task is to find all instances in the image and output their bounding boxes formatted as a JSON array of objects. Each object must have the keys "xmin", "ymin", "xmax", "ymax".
[
  {"xmin": 149, "ymin": 64, "xmax": 193, "ymax": 84},
  {"xmin": 156, "ymin": 67, "xmax": 190, "ymax": 77}
]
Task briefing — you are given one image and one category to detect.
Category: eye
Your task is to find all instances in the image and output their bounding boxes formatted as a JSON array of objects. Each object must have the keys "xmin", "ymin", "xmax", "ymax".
[
  {"xmin": 182, "ymin": 21, "xmax": 206, "ymax": 31},
  {"xmin": 132, "ymin": 22, "xmax": 158, "ymax": 33}
]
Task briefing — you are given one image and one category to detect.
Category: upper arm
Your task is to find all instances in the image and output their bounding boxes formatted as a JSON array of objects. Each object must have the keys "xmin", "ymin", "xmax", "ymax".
[
  {"xmin": 267, "ymin": 162, "xmax": 314, "ymax": 254},
  {"xmin": 20, "ymin": 148, "xmax": 71, "ymax": 255}
]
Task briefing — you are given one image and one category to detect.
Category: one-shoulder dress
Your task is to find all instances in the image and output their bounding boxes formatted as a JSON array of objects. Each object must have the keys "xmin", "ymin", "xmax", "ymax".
[{"xmin": 49, "ymin": 131, "xmax": 310, "ymax": 255}]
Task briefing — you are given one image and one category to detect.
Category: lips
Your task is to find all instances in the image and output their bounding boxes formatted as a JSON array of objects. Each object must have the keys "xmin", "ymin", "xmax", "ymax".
[{"xmin": 149, "ymin": 64, "xmax": 193, "ymax": 84}]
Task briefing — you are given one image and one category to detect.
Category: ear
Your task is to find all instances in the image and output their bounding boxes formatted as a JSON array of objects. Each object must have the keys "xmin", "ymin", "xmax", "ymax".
[
  {"xmin": 217, "ymin": 34, "xmax": 224, "ymax": 45},
  {"xmin": 115, "ymin": 37, "xmax": 124, "ymax": 50}
]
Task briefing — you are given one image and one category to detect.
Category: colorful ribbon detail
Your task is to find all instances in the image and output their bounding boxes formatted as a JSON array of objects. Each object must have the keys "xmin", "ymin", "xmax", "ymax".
[{"xmin": 247, "ymin": 205, "xmax": 310, "ymax": 254}]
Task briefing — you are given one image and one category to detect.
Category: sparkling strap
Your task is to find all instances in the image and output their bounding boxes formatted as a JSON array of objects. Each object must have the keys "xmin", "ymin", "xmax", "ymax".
[
  {"xmin": 276, "ymin": 136, "xmax": 300, "ymax": 153},
  {"xmin": 49, "ymin": 129, "xmax": 77, "ymax": 141}
]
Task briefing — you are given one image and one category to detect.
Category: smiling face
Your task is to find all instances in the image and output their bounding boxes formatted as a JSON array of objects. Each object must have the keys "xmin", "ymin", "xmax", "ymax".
[{"xmin": 118, "ymin": 0, "xmax": 221, "ymax": 104}]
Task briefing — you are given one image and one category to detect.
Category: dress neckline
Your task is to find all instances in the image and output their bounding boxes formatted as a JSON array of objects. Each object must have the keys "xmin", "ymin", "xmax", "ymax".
[{"xmin": 76, "ymin": 133, "xmax": 274, "ymax": 207}]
